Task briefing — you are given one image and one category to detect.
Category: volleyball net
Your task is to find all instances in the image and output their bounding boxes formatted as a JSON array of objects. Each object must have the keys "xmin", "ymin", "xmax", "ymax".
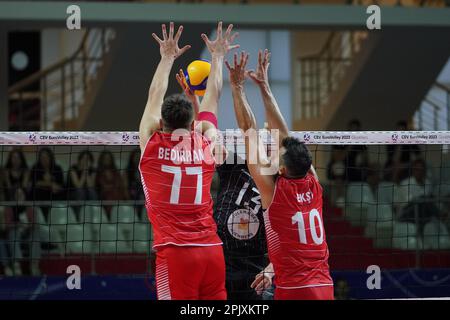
[{"xmin": 0, "ymin": 131, "xmax": 450, "ymax": 300}]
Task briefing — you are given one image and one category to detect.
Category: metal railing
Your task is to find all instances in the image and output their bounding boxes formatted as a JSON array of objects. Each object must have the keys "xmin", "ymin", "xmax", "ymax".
[
  {"xmin": 8, "ymin": 28, "xmax": 115, "ymax": 131},
  {"xmin": 414, "ymin": 82, "xmax": 450, "ymax": 131},
  {"xmin": 295, "ymin": 31, "xmax": 368, "ymax": 120}
]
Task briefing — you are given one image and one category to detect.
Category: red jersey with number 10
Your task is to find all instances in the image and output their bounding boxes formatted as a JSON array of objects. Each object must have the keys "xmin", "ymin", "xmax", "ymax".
[
  {"xmin": 139, "ymin": 131, "xmax": 222, "ymax": 249},
  {"xmin": 264, "ymin": 174, "xmax": 333, "ymax": 289}
]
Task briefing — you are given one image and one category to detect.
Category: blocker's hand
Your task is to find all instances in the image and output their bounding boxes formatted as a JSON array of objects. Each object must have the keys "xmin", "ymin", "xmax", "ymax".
[
  {"xmin": 248, "ymin": 49, "xmax": 271, "ymax": 88},
  {"xmin": 225, "ymin": 51, "xmax": 250, "ymax": 88},
  {"xmin": 201, "ymin": 21, "xmax": 239, "ymax": 57},
  {"xmin": 176, "ymin": 69, "xmax": 200, "ymax": 114},
  {"xmin": 152, "ymin": 22, "xmax": 191, "ymax": 60}
]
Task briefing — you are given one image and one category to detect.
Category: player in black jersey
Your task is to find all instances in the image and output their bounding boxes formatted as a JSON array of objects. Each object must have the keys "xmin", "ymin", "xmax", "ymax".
[
  {"xmin": 176, "ymin": 56, "xmax": 272, "ymax": 300},
  {"xmin": 214, "ymin": 149, "xmax": 272, "ymax": 300}
]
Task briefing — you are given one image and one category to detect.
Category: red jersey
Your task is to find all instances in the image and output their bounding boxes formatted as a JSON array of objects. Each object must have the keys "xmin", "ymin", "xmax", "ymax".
[
  {"xmin": 264, "ymin": 174, "xmax": 333, "ymax": 289},
  {"xmin": 139, "ymin": 131, "xmax": 222, "ymax": 249}
]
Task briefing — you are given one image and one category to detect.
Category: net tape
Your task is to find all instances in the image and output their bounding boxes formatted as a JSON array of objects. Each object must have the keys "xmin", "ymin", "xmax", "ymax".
[{"xmin": 1, "ymin": 131, "xmax": 450, "ymax": 145}]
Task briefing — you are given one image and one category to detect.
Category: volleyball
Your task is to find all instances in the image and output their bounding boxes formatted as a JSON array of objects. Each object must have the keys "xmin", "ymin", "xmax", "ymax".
[{"xmin": 183, "ymin": 59, "xmax": 211, "ymax": 96}]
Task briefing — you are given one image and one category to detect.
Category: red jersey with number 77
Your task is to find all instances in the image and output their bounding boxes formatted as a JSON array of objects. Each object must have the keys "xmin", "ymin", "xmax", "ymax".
[
  {"xmin": 264, "ymin": 174, "xmax": 333, "ymax": 289},
  {"xmin": 139, "ymin": 131, "xmax": 223, "ymax": 249}
]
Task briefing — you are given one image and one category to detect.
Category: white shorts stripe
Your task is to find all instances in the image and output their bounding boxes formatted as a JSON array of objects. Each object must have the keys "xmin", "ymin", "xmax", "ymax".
[{"xmin": 155, "ymin": 259, "xmax": 172, "ymax": 300}]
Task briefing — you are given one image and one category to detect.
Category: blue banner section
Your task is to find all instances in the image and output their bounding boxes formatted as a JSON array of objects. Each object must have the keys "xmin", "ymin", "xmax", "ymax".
[
  {"xmin": 0, "ymin": 269, "xmax": 449, "ymax": 300},
  {"xmin": 0, "ymin": 274, "xmax": 157, "ymax": 300},
  {"xmin": 333, "ymin": 268, "xmax": 450, "ymax": 299}
]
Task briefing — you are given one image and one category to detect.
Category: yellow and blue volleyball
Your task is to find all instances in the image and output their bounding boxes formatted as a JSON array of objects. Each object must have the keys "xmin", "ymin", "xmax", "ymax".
[{"xmin": 183, "ymin": 59, "xmax": 211, "ymax": 96}]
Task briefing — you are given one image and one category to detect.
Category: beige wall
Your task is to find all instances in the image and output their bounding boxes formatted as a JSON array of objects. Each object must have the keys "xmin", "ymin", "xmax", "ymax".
[
  {"xmin": 291, "ymin": 31, "xmax": 330, "ymax": 59},
  {"xmin": 41, "ymin": 28, "xmax": 86, "ymax": 69}
]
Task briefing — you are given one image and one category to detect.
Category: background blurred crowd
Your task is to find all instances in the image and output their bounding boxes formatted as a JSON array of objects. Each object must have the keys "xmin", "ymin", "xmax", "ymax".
[
  {"xmin": 0, "ymin": 147, "xmax": 144, "ymax": 276},
  {"xmin": 327, "ymin": 119, "xmax": 450, "ymax": 240}
]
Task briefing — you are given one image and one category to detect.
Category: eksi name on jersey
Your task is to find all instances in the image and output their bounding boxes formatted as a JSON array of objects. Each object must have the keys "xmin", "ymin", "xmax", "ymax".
[{"xmin": 296, "ymin": 190, "xmax": 313, "ymax": 204}]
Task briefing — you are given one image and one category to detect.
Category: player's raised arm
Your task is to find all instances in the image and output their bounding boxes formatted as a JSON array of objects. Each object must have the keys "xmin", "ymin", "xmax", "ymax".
[
  {"xmin": 248, "ymin": 49, "xmax": 289, "ymax": 143},
  {"xmin": 249, "ymin": 49, "xmax": 319, "ymax": 182},
  {"xmin": 139, "ymin": 22, "xmax": 191, "ymax": 150},
  {"xmin": 226, "ymin": 52, "xmax": 276, "ymax": 209},
  {"xmin": 197, "ymin": 22, "xmax": 239, "ymax": 140},
  {"xmin": 176, "ymin": 69, "xmax": 200, "ymax": 119}
]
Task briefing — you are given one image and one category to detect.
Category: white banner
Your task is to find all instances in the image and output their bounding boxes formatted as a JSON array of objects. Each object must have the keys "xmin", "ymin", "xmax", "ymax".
[{"xmin": 0, "ymin": 131, "xmax": 450, "ymax": 145}]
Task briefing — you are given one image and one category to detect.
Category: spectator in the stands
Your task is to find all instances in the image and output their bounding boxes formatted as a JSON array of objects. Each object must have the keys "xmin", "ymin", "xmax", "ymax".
[
  {"xmin": 3, "ymin": 148, "xmax": 30, "ymax": 202},
  {"xmin": 124, "ymin": 148, "xmax": 144, "ymax": 218},
  {"xmin": 397, "ymin": 158, "xmax": 433, "ymax": 203},
  {"xmin": 395, "ymin": 158, "xmax": 439, "ymax": 235},
  {"xmin": 346, "ymin": 119, "xmax": 369, "ymax": 182},
  {"xmin": 96, "ymin": 150, "xmax": 128, "ymax": 219},
  {"xmin": 3, "ymin": 148, "xmax": 41, "ymax": 275},
  {"xmin": 30, "ymin": 147, "xmax": 65, "ymax": 221},
  {"xmin": 327, "ymin": 145, "xmax": 347, "ymax": 205},
  {"xmin": 366, "ymin": 164, "xmax": 381, "ymax": 197},
  {"xmin": 67, "ymin": 150, "xmax": 97, "ymax": 220},
  {"xmin": 0, "ymin": 182, "xmax": 10, "ymax": 275},
  {"xmin": 326, "ymin": 119, "xmax": 368, "ymax": 204},
  {"xmin": 2, "ymin": 148, "xmax": 29, "ymax": 275},
  {"xmin": 385, "ymin": 120, "xmax": 421, "ymax": 183}
]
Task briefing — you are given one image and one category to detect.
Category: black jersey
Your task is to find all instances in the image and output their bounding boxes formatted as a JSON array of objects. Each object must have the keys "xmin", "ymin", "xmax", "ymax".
[{"xmin": 214, "ymin": 152, "xmax": 267, "ymax": 262}]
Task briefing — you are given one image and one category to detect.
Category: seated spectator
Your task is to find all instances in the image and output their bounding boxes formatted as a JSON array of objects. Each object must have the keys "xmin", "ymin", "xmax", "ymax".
[
  {"xmin": 3, "ymin": 148, "xmax": 30, "ymax": 202},
  {"xmin": 30, "ymin": 148, "xmax": 65, "ymax": 221},
  {"xmin": 67, "ymin": 150, "xmax": 97, "ymax": 220},
  {"xmin": 2, "ymin": 148, "xmax": 30, "ymax": 275},
  {"xmin": 396, "ymin": 159, "xmax": 434, "ymax": 203},
  {"xmin": 385, "ymin": 120, "xmax": 421, "ymax": 183},
  {"xmin": 327, "ymin": 119, "xmax": 368, "ymax": 202},
  {"xmin": 124, "ymin": 148, "xmax": 144, "ymax": 218},
  {"xmin": 4, "ymin": 149, "xmax": 40, "ymax": 275},
  {"xmin": 327, "ymin": 145, "xmax": 347, "ymax": 205},
  {"xmin": 395, "ymin": 158, "xmax": 439, "ymax": 235},
  {"xmin": 96, "ymin": 150, "xmax": 128, "ymax": 219},
  {"xmin": 346, "ymin": 119, "xmax": 369, "ymax": 182}
]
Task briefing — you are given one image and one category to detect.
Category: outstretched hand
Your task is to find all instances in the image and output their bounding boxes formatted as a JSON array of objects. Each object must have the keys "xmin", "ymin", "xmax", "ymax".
[
  {"xmin": 248, "ymin": 49, "xmax": 271, "ymax": 87},
  {"xmin": 201, "ymin": 21, "xmax": 239, "ymax": 57},
  {"xmin": 225, "ymin": 51, "xmax": 249, "ymax": 88},
  {"xmin": 176, "ymin": 69, "xmax": 199, "ymax": 110},
  {"xmin": 152, "ymin": 22, "xmax": 191, "ymax": 60}
]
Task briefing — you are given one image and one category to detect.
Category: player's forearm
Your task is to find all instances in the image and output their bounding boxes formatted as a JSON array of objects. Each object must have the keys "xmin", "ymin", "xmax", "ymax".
[
  {"xmin": 263, "ymin": 263, "xmax": 274, "ymax": 277},
  {"xmin": 143, "ymin": 56, "xmax": 174, "ymax": 118},
  {"xmin": 200, "ymin": 54, "xmax": 224, "ymax": 115},
  {"xmin": 231, "ymin": 85, "xmax": 257, "ymax": 132},
  {"xmin": 193, "ymin": 95, "xmax": 200, "ymax": 119},
  {"xmin": 259, "ymin": 84, "xmax": 289, "ymax": 140}
]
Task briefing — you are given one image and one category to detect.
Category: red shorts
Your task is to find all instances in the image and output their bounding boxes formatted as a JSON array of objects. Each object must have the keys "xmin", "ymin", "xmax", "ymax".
[
  {"xmin": 155, "ymin": 245, "xmax": 226, "ymax": 300},
  {"xmin": 275, "ymin": 285, "xmax": 334, "ymax": 300}
]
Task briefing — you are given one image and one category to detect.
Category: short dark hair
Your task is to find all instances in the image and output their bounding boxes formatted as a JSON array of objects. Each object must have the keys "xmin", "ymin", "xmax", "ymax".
[
  {"xmin": 161, "ymin": 94, "xmax": 194, "ymax": 130},
  {"xmin": 281, "ymin": 137, "xmax": 312, "ymax": 178}
]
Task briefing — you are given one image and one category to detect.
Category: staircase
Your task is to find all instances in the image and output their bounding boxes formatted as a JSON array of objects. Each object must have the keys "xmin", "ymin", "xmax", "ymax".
[
  {"xmin": 293, "ymin": 28, "xmax": 450, "ymax": 131},
  {"xmin": 8, "ymin": 28, "xmax": 116, "ymax": 131}
]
